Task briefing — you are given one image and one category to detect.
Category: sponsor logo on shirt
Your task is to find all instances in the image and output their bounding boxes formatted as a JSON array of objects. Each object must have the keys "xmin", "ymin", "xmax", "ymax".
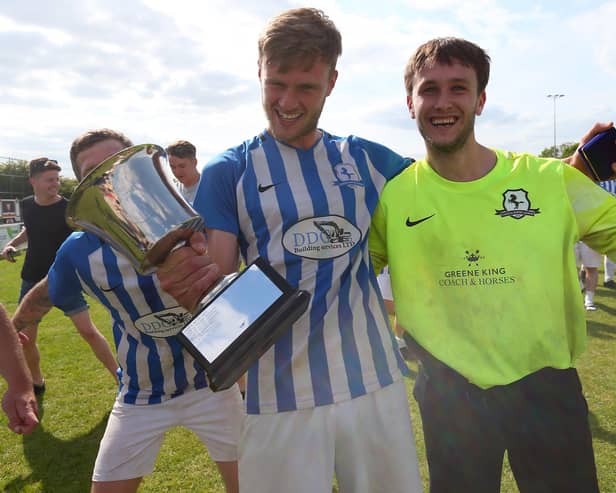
[
  {"xmin": 282, "ymin": 215, "xmax": 362, "ymax": 259},
  {"xmin": 438, "ymin": 249, "xmax": 516, "ymax": 287},
  {"xmin": 332, "ymin": 163, "xmax": 364, "ymax": 189},
  {"xmin": 134, "ymin": 308, "xmax": 192, "ymax": 337},
  {"xmin": 495, "ymin": 189, "xmax": 540, "ymax": 219}
]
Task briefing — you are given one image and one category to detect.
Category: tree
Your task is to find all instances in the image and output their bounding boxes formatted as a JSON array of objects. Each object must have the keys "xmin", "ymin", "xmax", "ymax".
[
  {"xmin": 539, "ymin": 142, "xmax": 578, "ymax": 159},
  {"xmin": 59, "ymin": 177, "xmax": 78, "ymax": 198},
  {"xmin": 0, "ymin": 159, "xmax": 78, "ymax": 199},
  {"xmin": 0, "ymin": 159, "xmax": 31, "ymax": 199}
]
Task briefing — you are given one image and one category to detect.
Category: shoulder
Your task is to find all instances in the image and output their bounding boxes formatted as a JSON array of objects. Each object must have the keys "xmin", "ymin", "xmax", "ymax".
[
  {"xmin": 497, "ymin": 150, "xmax": 566, "ymax": 175},
  {"xmin": 331, "ymin": 133, "xmax": 405, "ymax": 158},
  {"xmin": 202, "ymin": 137, "xmax": 260, "ymax": 177},
  {"xmin": 21, "ymin": 196, "xmax": 35, "ymax": 207},
  {"xmin": 57, "ymin": 231, "xmax": 101, "ymax": 256}
]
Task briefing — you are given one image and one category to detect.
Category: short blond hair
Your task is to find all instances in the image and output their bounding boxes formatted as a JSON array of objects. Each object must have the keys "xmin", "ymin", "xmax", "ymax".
[{"xmin": 258, "ymin": 8, "xmax": 342, "ymax": 73}]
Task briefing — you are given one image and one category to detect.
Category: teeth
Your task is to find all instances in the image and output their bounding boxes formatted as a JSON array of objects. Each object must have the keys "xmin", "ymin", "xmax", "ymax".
[
  {"xmin": 279, "ymin": 111, "xmax": 301, "ymax": 120},
  {"xmin": 432, "ymin": 117, "xmax": 456, "ymax": 126}
]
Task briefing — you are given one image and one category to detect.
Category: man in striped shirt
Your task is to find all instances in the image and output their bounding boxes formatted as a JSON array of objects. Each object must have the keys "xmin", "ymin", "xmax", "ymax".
[
  {"xmin": 600, "ymin": 179, "xmax": 616, "ymax": 287},
  {"xmin": 13, "ymin": 129, "xmax": 243, "ymax": 493},
  {"xmin": 158, "ymin": 8, "xmax": 422, "ymax": 493}
]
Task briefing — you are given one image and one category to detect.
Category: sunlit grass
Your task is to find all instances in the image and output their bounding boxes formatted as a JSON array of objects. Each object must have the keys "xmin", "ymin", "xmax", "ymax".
[{"xmin": 1, "ymin": 257, "xmax": 614, "ymax": 492}]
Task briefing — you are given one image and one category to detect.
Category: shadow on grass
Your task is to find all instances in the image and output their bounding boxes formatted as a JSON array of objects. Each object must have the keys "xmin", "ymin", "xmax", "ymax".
[
  {"xmin": 589, "ymin": 411, "xmax": 616, "ymax": 447},
  {"xmin": 4, "ymin": 396, "xmax": 109, "ymax": 493},
  {"xmin": 586, "ymin": 317, "xmax": 616, "ymax": 340}
]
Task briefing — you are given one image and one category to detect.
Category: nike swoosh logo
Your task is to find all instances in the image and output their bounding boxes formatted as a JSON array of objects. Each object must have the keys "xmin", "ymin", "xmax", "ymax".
[
  {"xmin": 100, "ymin": 284, "xmax": 121, "ymax": 292},
  {"xmin": 258, "ymin": 183, "xmax": 278, "ymax": 192},
  {"xmin": 406, "ymin": 214, "xmax": 435, "ymax": 227}
]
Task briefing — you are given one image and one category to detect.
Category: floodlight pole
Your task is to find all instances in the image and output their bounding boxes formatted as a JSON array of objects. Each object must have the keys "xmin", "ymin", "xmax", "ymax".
[{"xmin": 547, "ymin": 94, "xmax": 565, "ymax": 157}]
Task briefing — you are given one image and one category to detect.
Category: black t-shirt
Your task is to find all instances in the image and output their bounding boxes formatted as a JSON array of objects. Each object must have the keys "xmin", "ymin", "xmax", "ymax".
[{"xmin": 20, "ymin": 195, "xmax": 73, "ymax": 282}]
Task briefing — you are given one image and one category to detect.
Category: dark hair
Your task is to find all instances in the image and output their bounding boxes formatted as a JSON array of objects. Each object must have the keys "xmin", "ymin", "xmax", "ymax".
[
  {"xmin": 404, "ymin": 37, "xmax": 491, "ymax": 96},
  {"xmin": 258, "ymin": 8, "xmax": 342, "ymax": 73},
  {"xmin": 70, "ymin": 129, "xmax": 133, "ymax": 179},
  {"xmin": 166, "ymin": 140, "xmax": 196, "ymax": 159},
  {"xmin": 28, "ymin": 157, "xmax": 61, "ymax": 177}
]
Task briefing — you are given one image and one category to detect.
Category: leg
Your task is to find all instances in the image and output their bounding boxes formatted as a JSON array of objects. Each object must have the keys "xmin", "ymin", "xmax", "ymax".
[
  {"xmin": 604, "ymin": 256, "xmax": 615, "ymax": 286},
  {"xmin": 182, "ymin": 386, "xmax": 243, "ymax": 493},
  {"xmin": 578, "ymin": 243, "xmax": 601, "ymax": 310},
  {"xmin": 91, "ymin": 398, "xmax": 171, "ymax": 487},
  {"xmin": 583, "ymin": 266, "xmax": 598, "ymax": 309},
  {"xmin": 413, "ymin": 361, "xmax": 504, "ymax": 493},
  {"xmin": 506, "ymin": 368, "xmax": 599, "ymax": 493},
  {"xmin": 216, "ymin": 461, "xmax": 238, "ymax": 493},
  {"xmin": 17, "ymin": 280, "xmax": 44, "ymax": 387},
  {"xmin": 334, "ymin": 381, "xmax": 422, "ymax": 493},
  {"xmin": 91, "ymin": 478, "xmax": 142, "ymax": 493}
]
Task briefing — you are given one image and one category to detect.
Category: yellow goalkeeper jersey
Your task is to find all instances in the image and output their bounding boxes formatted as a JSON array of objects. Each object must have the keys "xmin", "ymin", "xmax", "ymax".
[{"xmin": 370, "ymin": 150, "xmax": 616, "ymax": 388}]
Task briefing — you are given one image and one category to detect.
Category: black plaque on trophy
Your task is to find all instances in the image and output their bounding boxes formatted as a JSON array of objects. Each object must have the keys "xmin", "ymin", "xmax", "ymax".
[{"xmin": 177, "ymin": 257, "xmax": 310, "ymax": 391}]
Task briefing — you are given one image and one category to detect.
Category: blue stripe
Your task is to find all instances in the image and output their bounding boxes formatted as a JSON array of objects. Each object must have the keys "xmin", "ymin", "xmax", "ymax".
[
  {"xmin": 370, "ymin": 270, "xmax": 410, "ymax": 376},
  {"xmin": 124, "ymin": 333, "xmax": 140, "ymax": 404},
  {"xmin": 265, "ymin": 139, "xmax": 300, "ymax": 412},
  {"xmin": 298, "ymin": 146, "xmax": 334, "ymax": 405},
  {"xmin": 246, "ymin": 359, "xmax": 260, "ymax": 414},
  {"xmin": 135, "ymin": 274, "xmax": 193, "ymax": 392},
  {"xmin": 325, "ymin": 138, "xmax": 368, "ymax": 396},
  {"xmin": 357, "ymin": 259, "xmax": 393, "ymax": 387},
  {"xmin": 337, "ymin": 267, "xmax": 366, "ymax": 397},
  {"xmin": 242, "ymin": 152, "xmax": 271, "ymax": 258},
  {"xmin": 346, "ymin": 141, "xmax": 395, "ymax": 386},
  {"xmin": 137, "ymin": 274, "xmax": 164, "ymax": 311},
  {"xmin": 99, "ymin": 245, "xmax": 153, "ymax": 401}
]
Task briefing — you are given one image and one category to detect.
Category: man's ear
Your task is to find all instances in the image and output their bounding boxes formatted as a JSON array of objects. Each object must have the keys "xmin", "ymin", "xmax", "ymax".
[
  {"xmin": 475, "ymin": 90, "xmax": 487, "ymax": 116},
  {"xmin": 407, "ymin": 95, "xmax": 416, "ymax": 119},
  {"xmin": 326, "ymin": 69, "xmax": 338, "ymax": 97}
]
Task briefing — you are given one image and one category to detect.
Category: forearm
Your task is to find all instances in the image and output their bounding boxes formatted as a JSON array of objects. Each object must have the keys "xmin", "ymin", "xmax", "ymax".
[
  {"xmin": 12, "ymin": 278, "xmax": 53, "ymax": 332},
  {"xmin": 70, "ymin": 311, "xmax": 118, "ymax": 381},
  {"xmin": 87, "ymin": 331, "xmax": 118, "ymax": 380},
  {"xmin": 4, "ymin": 228, "xmax": 27, "ymax": 249},
  {"xmin": 0, "ymin": 306, "xmax": 32, "ymax": 389}
]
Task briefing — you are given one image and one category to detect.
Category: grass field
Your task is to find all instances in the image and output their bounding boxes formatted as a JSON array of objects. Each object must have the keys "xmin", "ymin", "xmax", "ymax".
[{"xmin": 0, "ymin": 256, "xmax": 615, "ymax": 492}]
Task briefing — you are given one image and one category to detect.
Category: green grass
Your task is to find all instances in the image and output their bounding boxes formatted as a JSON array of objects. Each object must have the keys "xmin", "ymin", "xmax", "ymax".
[{"xmin": 1, "ymin": 257, "xmax": 615, "ymax": 492}]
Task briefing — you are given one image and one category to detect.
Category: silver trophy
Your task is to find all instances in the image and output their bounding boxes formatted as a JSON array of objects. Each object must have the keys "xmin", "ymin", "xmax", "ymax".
[
  {"xmin": 66, "ymin": 144, "xmax": 202, "ymax": 275},
  {"xmin": 66, "ymin": 144, "xmax": 310, "ymax": 390}
]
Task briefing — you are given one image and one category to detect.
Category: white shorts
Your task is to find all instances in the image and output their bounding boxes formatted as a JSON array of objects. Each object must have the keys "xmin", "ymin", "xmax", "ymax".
[
  {"xmin": 575, "ymin": 242, "xmax": 602, "ymax": 268},
  {"xmin": 92, "ymin": 385, "xmax": 243, "ymax": 482},
  {"xmin": 238, "ymin": 380, "xmax": 422, "ymax": 493},
  {"xmin": 377, "ymin": 267, "xmax": 393, "ymax": 301}
]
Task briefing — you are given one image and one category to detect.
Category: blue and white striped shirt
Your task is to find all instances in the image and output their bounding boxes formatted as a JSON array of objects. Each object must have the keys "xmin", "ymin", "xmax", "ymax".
[
  {"xmin": 195, "ymin": 131, "xmax": 410, "ymax": 414},
  {"xmin": 48, "ymin": 232, "xmax": 208, "ymax": 405},
  {"xmin": 599, "ymin": 179, "xmax": 616, "ymax": 196}
]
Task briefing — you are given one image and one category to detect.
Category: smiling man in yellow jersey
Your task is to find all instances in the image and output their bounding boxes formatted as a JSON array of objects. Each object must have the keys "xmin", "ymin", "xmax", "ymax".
[{"xmin": 370, "ymin": 37, "xmax": 616, "ymax": 493}]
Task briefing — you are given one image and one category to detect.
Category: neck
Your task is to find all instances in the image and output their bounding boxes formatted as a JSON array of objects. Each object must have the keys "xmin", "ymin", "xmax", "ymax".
[
  {"xmin": 34, "ymin": 194, "xmax": 61, "ymax": 206},
  {"xmin": 425, "ymin": 139, "xmax": 497, "ymax": 182},
  {"xmin": 183, "ymin": 173, "xmax": 200, "ymax": 188},
  {"xmin": 269, "ymin": 128, "xmax": 322, "ymax": 150}
]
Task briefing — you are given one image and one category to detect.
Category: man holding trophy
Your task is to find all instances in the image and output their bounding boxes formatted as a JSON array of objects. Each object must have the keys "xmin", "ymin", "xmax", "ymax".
[
  {"xmin": 13, "ymin": 129, "xmax": 242, "ymax": 493},
  {"xmin": 157, "ymin": 8, "xmax": 422, "ymax": 493}
]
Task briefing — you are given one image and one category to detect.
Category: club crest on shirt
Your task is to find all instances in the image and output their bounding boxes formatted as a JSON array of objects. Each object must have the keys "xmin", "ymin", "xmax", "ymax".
[
  {"xmin": 282, "ymin": 215, "xmax": 362, "ymax": 259},
  {"xmin": 134, "ymin": 308, "xmax": 193, "ymax": 337},
  {"xmin": 332, "ymin": 163, "xmax": 364, "ymax": 188},
  {"xmin": 495, "ymin": 189, "xmax": 541, "ymax": 219}
]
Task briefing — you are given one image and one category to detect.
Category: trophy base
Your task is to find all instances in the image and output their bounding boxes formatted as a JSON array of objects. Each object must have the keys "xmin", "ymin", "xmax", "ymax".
[{"xmin": 177, "ymin": 257, "xmax": 310, "ymax": 391}]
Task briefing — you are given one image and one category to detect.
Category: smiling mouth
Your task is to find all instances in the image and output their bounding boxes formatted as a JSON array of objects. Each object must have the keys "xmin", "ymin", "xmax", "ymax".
[
  {"xmin": 277, "ymin": 109, "xmax": 303, "ymax": 121},
  {"xmin": 431, "ymin": 117, "xmax": 457, "ymax": 127}
]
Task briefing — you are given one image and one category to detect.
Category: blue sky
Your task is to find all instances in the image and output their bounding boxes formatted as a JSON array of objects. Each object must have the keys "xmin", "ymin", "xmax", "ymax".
[{"xmin": 1, "ymin": 0, "xmax": 615, "ymax": 178}]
